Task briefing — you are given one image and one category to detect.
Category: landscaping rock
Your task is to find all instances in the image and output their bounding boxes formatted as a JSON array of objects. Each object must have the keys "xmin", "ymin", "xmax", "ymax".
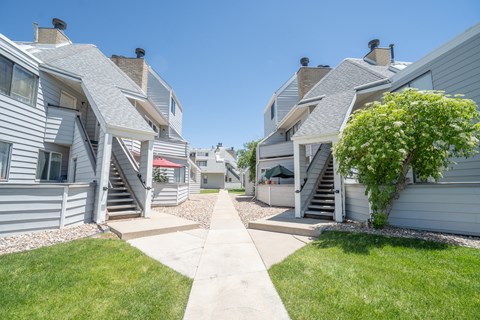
[
  {"xmin": 230, "ymin": 195, "xmax": 293, "ymax": 227},
  {"xmin": 153, "ymin": 193, "xmax": 217, "ymax": 229},
  {"xmin": 0, "ymin": 223, "xmax": 102, "ymax": 255}
]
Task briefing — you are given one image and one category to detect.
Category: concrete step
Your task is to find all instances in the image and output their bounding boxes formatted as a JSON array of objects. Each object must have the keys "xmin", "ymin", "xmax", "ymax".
[
  {"xmin": 248, "ymin": 211, "xmax": 335, "ymax": 237},
  {"xmin": 108, "ymin": 212, "xmax": 200, "ymax": 240}
]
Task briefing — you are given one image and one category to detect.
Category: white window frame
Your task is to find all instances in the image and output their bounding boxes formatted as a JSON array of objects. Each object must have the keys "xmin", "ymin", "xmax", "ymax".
[
  {"xmin": 171, "ymin": 97, "xmax": 176, "ymax": 115},
  {"xmin": 0, "ymin": 54, "xmax": 38, "ymax": 106},
  {"xmin": 59, "ymin": 90, "xmax": 77, "ymax": 109},
  {"xmin": 36, "ymin": 150, "xmax": 63, "ymax": 181},
  {"xmin": 0, "ymin": 140, "xmax": 12, "ymax": 181}
]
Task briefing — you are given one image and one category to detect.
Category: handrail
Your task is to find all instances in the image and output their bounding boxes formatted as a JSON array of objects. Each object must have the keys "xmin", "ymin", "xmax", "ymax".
[
  {"xmin": 299, "ymin": 144, "xmax": 324, "ymax": 192},
  {"xmin": 75, "ymin": 116, "xmax": 96, "ymax": 172},
  {"xmin": 116, "ymin": 138, "xmax": 151, "ymax": 190}
]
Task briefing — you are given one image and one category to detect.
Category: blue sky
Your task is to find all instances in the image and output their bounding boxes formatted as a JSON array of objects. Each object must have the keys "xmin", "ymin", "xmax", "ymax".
[{"xmin": 1, "ymin": 0, "xmax": 479, "ymax": 150}]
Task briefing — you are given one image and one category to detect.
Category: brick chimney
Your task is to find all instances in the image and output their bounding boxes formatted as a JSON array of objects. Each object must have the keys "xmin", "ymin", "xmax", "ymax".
[
  {"xmin": 110, "ymin": 48, "xmax": 148, "ymax": 92},
  {"xmin": 363, "ymin": 39, "xmax": 391, "ymax": 66},
  {"xmin": 296, "ymin": 57, "xmax": 331, "ymax": 99},
  {"xmin": 36, "ymin": 18, "xmax": 71, "ymax": 45}
]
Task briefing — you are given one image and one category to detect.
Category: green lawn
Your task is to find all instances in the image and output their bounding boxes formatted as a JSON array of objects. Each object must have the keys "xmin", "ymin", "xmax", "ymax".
[
  {"xmin": 269, "ymin": 231, "xmax": 480, "ymax": 320},
  {"xmin": 228, "ymin": 188, "xmax": 245, "ymax": 195},
  {"xmin": 0, "ymin": 238, "xmax": 192, "ymax": 320},
  {"xmin": 200, "ymin": 189, "xmax": 220, "ymax": 194}
]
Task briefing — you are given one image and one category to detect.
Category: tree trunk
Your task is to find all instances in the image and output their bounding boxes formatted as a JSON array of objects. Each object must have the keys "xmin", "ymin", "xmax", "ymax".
[{"xmin": 385, "ymin": 153, "xmax": 414, "ymax": 215}]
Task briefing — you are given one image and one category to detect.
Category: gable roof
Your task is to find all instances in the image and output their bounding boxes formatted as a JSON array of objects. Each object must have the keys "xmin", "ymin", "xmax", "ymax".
[
  {"xmin": 293, "ymin": 59, "xmax": 396, "ymax": 139},
  {"xmin": 27, "ymin": 44, "xmax": 155, "ymax": 137}
]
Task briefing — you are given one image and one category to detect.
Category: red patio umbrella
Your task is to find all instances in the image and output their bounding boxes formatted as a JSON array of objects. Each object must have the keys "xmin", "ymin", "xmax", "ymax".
[{"xmin": 152, "ymin": 158, "xmax": 183, "ymax": 168}]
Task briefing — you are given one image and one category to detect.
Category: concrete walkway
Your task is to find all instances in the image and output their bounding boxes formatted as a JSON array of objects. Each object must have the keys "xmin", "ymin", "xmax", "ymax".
[{"xmin": 183, "ymin": 190, "xmax": 290, "ymax": 319}]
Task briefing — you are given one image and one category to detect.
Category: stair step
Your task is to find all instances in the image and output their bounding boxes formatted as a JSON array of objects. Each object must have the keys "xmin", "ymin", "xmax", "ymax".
[
  {"xmin": 107, "ymin": 211, "xmax": 141, "ymax": 220},
  {"xmin": 318, "ymin": 184, "xmax": 334, "ymax": 188},
  {"xmin": 311, "ymin": 199, "xmax": 335, "ymax": 204},
  {"xmin": 107, "ymin": 204, "xmax": 138, "ymax": 211},
  {"xmin": 110, "ymin": 187, "xmax": 128, "ymax": 191},
  {"xmin": 304, "ymin": 211, "xmax": 334, "ymax": 220},
  {"xmin": 314, "ymin": 194, "xmax": 335, "ymax": 199},
  {"xmin": 108, "ymin": 192, "xmax": 132, "ymax": 197},
  {"xmin": 107, "ymin": 198, "xmax": 134, "ymax": 204},
  {"xmin": 308, "ymin": 205, "xmax": 335, "ymax": 211}
]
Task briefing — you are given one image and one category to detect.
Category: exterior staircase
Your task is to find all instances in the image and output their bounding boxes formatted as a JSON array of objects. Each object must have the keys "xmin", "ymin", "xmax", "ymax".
[
  {"xmin": 304, "ymin": 156, "xmax": 335, "ymax": 220},
  {"xmin": 107, "ymin": 159, "xmax": 141, "ymax": 220}
]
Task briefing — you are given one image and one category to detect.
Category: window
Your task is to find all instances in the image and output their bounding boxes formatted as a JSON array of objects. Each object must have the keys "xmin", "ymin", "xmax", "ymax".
[
  {"xmin": 36, "ymin": 150, "xmax": 62, "ymax": 181},
  {"xmin": 203, "ymin": 175, "xmax": 208, "ymax": 184},
  {"xmin": 145, "ymin": 117, "xmax": 159, "ymax": 136},
  {"xmin": 286, "ymin": 121, "xmax": 301, "ymax": 141},
  {"xmin": 173, "ymin": 167, "xmax": 185, "ymax": 183},
  {"xmin": 197, "ymin": 151, "xmax": 209, "ymax": 157},
  {"xmin": 71, "ymin": 157, "xmax": 77, "ymax": 183},
  {"xmin": 171, "ymin": 97, "xmax": 176, "ymax": 115},
  {"xmin": 0, "ymin": 141, "xmax": 12, "ymax": 180},
  {"xmin": 270, "ymin": 102, "xmax": 275, "ymax": 120},
  {"xmin": 59, "ymin": 91, "xmax": 77, "ymax": 109},
  {"xmin": 0, "ymin": 55, "xmax": 37, "ymax": 106},
  {"xmin": 197, "ymin": 161, "xmax": 207, "ymax": 167}
]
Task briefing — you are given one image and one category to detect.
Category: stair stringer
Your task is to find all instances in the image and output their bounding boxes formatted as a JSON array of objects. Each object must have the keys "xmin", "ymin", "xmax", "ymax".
[{"xmin": 301, "ymin": 146, "xmax": 333, "ymax": 216}]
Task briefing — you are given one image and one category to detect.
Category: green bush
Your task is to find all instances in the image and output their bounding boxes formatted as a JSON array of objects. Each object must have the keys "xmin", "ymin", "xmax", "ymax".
[
  {"xmin": 152, "ymin": 167, "xmax": 169, "ymax": 183},
  {"xmin": 371, "ymin": 213, "xmax": 389, "ymax": 229}
]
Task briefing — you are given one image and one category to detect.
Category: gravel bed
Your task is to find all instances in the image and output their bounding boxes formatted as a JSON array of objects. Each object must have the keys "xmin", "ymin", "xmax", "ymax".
[
  {"xmin": 0, "ymin": 223, "xmax": 104, "ymax": 255},
  {"xmin": 153, "ymin": 193, "xmax": 217, "ymax": 229},
  {"xmin": 230, "ymin": 195, "xmax": 293, "ymax": 227},
  {"xmin": 325, "ymin": 221, "xmax": 480, "ymax": 249}
]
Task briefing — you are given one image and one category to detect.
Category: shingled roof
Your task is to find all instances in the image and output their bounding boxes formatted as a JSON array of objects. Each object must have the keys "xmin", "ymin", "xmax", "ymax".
[
  {"xmin": 28, "ymin": 44, "xmax": 155, "ymax": 136},
  {"xmin": 293, "ymin": 58, "xmax": 396, "ymax": 139}
]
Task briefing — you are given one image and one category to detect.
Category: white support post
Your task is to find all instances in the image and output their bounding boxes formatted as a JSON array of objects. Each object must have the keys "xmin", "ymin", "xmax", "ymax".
[
  {"xmin": 332, "ymin": 144, "xmax": 343, "ymax": 222},
  {"xmin": 93, "ymin": 130, "xmax": 112, "ymax": 224},
  {"xmin": 60, "ymin": 186, "xmax": 68, "ymax": 228},
  {"xmin": 139, "ymin": 139, "xmax": 154, "ymax": 218},
  {"xmin": 294, "ymin": 142, "xmax": 306, "ymax": 218}
]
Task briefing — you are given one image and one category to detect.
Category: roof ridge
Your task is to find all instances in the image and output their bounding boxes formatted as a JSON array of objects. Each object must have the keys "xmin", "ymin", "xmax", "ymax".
[{"xmin": 345, "ymin": 58, "xmax": 388, "ymax": 79}]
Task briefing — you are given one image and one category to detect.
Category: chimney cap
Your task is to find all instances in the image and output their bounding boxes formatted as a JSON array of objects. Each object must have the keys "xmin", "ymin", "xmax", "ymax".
[
  {"xmin": 368, "ymin": 39, "xmax": 380, "ymax": 50},
  {"xmin": 317, "ymin": 64, "xmax": 330, "ymax": 68},
  {"xmin": 135, "ymin": 48, "xmax": 145, "ymax": 58},
  {"xmin": 52, "ymin": 18, "xmax": 67, "ymax": 31},
  {"xmin": 300, "ymin": 57, "xmax": 309, "ymax": 67}
]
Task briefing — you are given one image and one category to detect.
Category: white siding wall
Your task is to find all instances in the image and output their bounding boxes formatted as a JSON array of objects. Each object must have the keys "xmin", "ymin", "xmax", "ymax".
[
  {"xmin": 264, "ymin": 100, "xmax": 277, "ymax": 137},
  {"xmin": 0, "ymin": 183, "xmax": 95, "ymax": 237},
  {"xmin": 44, "ymin": 107, "xmax": 77, "ymax": 145},
  {"xmin": 169, "ymin": 97, "xmax": 183, "ymax": 137},
  {"xmin": 147, "ymin": 71, "xmax": 170, "ymax": 118},
  {"xmin": 345, "ymin": 183, "xmax": 480, "ymax": 236},
  {"xmin": 153, "ymin": 139, "xmax": 187, "ymax": 158},
  {"xmin": 70, "ymin": 119, "xmax": 96, "ymax": 182},
  {"xmin": 152, "ymin": 183, "xmax": 188, "ymax": 206},
  {"xmin": 201, "ymin": 173, "xmax": 225, "ymax": 189},
  {"xmin": 276, "ymin": 78, "xmax": 299, "ymax": 123},
  {"xmin": 257, "ymin": 184, "xmax": 295, "ymax": 207},
  {"xmin": 258, "ymin": 141, "xmax": 293, "ymax": 159}
]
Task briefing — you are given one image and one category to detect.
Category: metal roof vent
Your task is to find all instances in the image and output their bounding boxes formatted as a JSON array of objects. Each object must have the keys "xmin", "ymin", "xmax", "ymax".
[
  {"xmin": 135, "ymin": 48, "xmax": 145, "ymax": 58},
  {"xmin": 52, "ymin": 18, "xmax": 67, "ymax": 30},
  {"xmin": 300, "ymin": 57, "xmax": 309, "ymax": 66},
  {"xmin": 368, "ymin": 39, "xmax": 380, "ymax": 51},
  {"xmin": 317, "ymin": 64, "xmax": 330, "ymax": 68}
]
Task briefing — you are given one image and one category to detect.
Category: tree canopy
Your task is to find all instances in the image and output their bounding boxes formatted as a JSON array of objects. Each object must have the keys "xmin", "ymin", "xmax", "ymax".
[
  {"xmin": 236, "ymin": 140, "xmax": 260, "ymax": 182},
  {"xmin": 334, "ymin": 89, "xmax": 480, "ymax": 221}
]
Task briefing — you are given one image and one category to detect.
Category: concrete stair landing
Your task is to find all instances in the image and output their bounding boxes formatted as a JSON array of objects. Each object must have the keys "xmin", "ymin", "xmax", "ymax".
[
  {"xmin": 108, "ymin": 212, "xmax": 199, "ymax": 240},
  {"xmin": 248, "ymin": 210, "xmax": 335, "ymax": 237}
]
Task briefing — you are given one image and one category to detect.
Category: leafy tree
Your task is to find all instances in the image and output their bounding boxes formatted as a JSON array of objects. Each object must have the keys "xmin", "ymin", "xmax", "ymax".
[
  {"xmin": 334, "ymin": 89, "xmax": 480, "ymax": 225},
  {"xmin": 237, "ymin": 140, "xmax": 260, "ymax": 182}
]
